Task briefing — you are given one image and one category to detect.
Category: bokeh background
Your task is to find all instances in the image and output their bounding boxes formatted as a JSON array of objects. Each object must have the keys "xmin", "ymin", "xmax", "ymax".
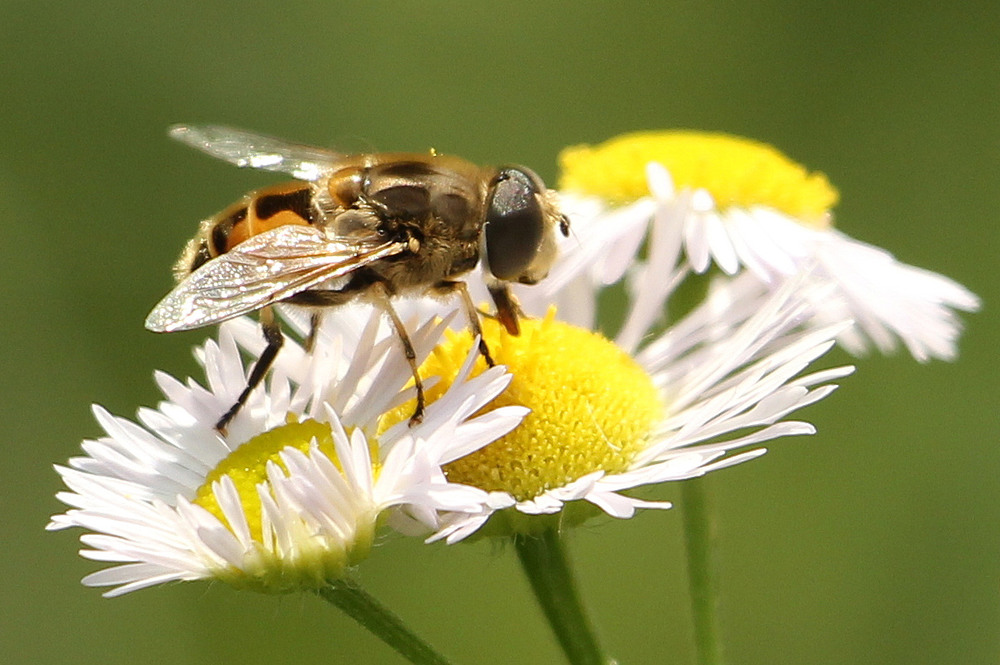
[{"xmin": 2, "ymin": 2, "xmax": 997, "ymax": 664}]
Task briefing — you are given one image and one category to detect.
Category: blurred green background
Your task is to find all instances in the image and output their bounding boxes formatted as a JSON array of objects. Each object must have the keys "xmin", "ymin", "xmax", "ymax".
[{"xmin": 2, "ymin": 2, "xmax": 997, "ymax": 663}]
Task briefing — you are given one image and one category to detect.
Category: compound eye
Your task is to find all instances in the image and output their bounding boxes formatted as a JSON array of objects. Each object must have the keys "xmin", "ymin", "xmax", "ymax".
[{"xmin": 484, "ymin": 167, "xmax": 545, "ymax": 281}]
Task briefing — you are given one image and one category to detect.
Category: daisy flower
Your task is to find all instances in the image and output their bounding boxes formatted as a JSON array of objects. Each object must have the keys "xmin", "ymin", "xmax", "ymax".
[
  {"xmin": 388, "ymin": 272, "xmax": 853, "ymax": 543},
  {"xmin": 49, "ymin": 304, "xmax": 527, "ymax": 596},
  {"xmin": 553, "ymin": 130, "xmax": 980, "ymax": 360}
]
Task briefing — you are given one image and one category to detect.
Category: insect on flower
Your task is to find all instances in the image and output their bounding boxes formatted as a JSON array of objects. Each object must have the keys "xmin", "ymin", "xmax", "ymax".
[{"xmin": 146, "ymin": 125, "xmax": 569, "ymax": 432}]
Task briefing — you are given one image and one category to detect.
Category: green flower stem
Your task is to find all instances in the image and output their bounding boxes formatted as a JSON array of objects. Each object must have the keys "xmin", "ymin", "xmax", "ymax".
[
  {"xmin": 514, "ymin": 528, "xmax": 611, "ymax": 665},
  {"xmin": 681, "ymin": 477, "xmax": 724, "ymax": 665},
  {"xmin": 316, "ymin": 578, "xmax": 454, "ymax": 665}
]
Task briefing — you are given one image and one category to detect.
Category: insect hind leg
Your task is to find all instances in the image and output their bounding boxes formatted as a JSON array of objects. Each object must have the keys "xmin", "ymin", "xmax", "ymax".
[{"xmin": 216, "ymin": 306, "xmax": 283, "ymax": 434}]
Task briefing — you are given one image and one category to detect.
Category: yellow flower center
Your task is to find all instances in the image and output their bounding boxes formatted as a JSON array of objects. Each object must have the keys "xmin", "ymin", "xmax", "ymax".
[
  {"xmin": 195, "ymin": 419, "xmax": 335, "ymax": 537},
  {"xmin": 383, "ymin": 313, "xmax": 663, "ymax": 504},
  {"xmin": 192, "ymin": 419, "xmax": 376, "ymax": 592},
  {"xmin": 559, "ymin": 130, "xmax": 838, "ymax": 228}
]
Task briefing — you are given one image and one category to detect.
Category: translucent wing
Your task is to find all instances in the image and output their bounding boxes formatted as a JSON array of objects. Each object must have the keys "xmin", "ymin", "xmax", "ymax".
[
  {"xmin": 169, "ymin": 124, "xmax": 344, "ymax": 181},
  {"xmin": 145, "ymin": 224, "xmax": 407, "ymax": 332}
]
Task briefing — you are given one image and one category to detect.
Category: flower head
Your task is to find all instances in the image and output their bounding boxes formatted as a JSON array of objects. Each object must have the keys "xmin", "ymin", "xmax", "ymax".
[
  {"xmin": 407, "ymin": 274, "xmax": 853, "ymax": 543},
  {"xmin": 555, "ymin": 130, "xmax": 980, "ymax": 361},
  {"xmin": 49, "ymin": 305, "xmax": 526, "ymax": 596}
]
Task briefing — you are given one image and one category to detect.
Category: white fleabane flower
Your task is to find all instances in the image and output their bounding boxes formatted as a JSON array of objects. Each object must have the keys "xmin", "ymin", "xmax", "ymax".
[
  {"xmin": 554, "ymin": 131, "xmax": 979, "ymax": 360},
  {"xmin": 49, "ymin": 304, "xmax": 527, "ymax": 596},
  {"xmin": 385, "ymin": 274, "xmax": 853, "ymax": 543}
]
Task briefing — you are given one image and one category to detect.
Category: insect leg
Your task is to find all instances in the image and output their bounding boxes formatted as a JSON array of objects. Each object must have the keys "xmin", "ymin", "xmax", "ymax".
[
  {"xmin": 283, "ymin": 292, "xmax": 352, "ymax": 352},
  {"xmin": 303, "ymin": 311, "xmax": 322, "ymax": 352},
  {"xmin": 216, "ymin": 306, "xmax": 283, "ymax": 433},
  {"xmin": 287, "ymin": 285, "xmax": 426, "ymax": 425},
  {"xmin": 370, "ymin": 283, "xmax": 426, "ymax": 426},
  {"xmin": 432, "ymin": 280, "xmax": 495, "ymax": 367},
  {"xmin": 487, "ymin": 282, "xmax": 525, "ymax": 336}
]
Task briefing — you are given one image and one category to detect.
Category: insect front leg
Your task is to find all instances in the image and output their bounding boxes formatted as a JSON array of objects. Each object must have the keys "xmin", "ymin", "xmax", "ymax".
[
  {"xmin": 486, "ymin": 282, "xmax": 525, "ymax": 336},
  {"xmin": 216, "ymin": 306, "xmax": 283, "ymax": 434},
  {"xmin": 431, "ymin": 280, "xmax": 496, "ymax": 367}
]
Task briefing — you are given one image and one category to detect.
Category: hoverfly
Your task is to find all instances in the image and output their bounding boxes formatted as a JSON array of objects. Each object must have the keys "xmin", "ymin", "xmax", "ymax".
[{"xmin": 146, "ymin": 125, "xmax": 569, "ymax": 433}]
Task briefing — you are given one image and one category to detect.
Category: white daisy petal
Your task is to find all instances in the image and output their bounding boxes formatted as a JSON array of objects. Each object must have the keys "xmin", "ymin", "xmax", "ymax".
[
  {"xmin": 52, "ymin": 302, "xmax": 520, "ymax": 595},
  {"xmin": 811, "ymin": 230, "xmax": 980, "ymax": 361},
  {"xmin": 615, "ymin": 195, "xmax": 689, "ymax": 353},
  {"xmin": 584, "ymin": 491, "xmax": 640, "ymax": 518},
  {"xmin": 424, "ymin": 271, "xmax": 851, "ymax": 540},
  {"xmin": 556, "ymin": 131, "xmax": 977, "ymax": 362}
]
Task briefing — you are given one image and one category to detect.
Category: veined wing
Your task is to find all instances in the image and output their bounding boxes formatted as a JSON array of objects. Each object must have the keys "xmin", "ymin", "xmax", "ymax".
[
  {"xmin": 169, "ymin": 124, "xmax": 344, "ymax": 181},
  {"xmin": 145, "ymin": 224, "xmax": 407, "ymax": 332}
]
